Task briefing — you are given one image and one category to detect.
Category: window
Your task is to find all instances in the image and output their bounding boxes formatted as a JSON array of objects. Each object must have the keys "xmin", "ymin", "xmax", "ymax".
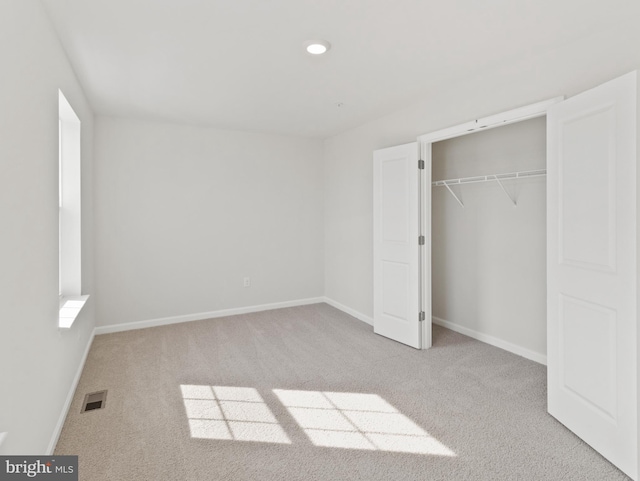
[{"xmin": 58, "ymin": 90, "xmax": 88, "ymax": 328}]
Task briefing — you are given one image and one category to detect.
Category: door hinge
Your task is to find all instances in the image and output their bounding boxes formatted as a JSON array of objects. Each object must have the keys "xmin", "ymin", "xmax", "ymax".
[
  {"xmin": 419, "ymin": 311, "xmax": 426, "ymax": 322},
  {"xmin": 418, "ymin": 159, "xmax": 425, "ymax": 170},
  {"xmin": 419, "ymin": 235, "xmax": 425, "ymax": 245}
]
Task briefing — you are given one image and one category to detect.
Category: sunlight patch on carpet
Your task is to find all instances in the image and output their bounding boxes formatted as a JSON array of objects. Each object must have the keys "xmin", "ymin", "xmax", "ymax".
[
  {"xmin": 180, "ymin": 385, "xmax": 455, "ymax": 456},
  {"xmin": 180, "ymin": 385, "xmax": 291, "ymax": 444},
  {"xmin": 273, "ymin": 389, "xmax": 456, "ymax": 456}
]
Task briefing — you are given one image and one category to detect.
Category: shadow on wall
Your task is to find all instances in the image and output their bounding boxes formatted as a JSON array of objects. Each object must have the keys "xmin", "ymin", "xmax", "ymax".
[{"xmin": 180, "ymin": 385, "xmax": 456, "ymax": 456}]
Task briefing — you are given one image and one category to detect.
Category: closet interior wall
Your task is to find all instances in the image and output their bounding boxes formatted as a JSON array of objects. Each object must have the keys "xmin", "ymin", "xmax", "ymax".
[{"xmin": 431, "ymin": 117, "xmax": 547, "ymax": 360}]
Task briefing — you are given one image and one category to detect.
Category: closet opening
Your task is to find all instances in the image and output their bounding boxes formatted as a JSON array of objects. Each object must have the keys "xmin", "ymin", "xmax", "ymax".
[{"xmin": 429, "ymin": 117, "xmax": 548, "ymax": 364}]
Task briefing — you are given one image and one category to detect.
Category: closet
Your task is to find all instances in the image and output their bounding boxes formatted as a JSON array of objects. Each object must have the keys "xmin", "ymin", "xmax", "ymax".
[
  {"xmin": 431, "ymin": 117, "xmax": 547, "ymax": 363},
  {"xmin": 373, "ymin": 71, "xmax": 638, "ymax": 480}
]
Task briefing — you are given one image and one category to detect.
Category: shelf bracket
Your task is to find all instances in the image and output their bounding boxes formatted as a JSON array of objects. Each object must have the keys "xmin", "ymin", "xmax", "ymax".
[
  {"xmin": 443, "ymin": 183, "xmax": 464, "ymax": 208},
  {"xmin": 494, "ymin": 177, "xmax": 517, "ymax": 206}
]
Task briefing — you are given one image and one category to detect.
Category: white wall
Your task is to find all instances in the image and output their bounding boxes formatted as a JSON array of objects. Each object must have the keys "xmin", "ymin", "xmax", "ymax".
[
  {"xmin": 94, "ymin": 117, "xmax": 324, "ymax": 327},
  {"xmin": 324, "ymin": 13, "xmax": 640, "ymax": 341},
  {"xmin": 0, "ymin": 0, "xmax": 95, "ymax": 454},
  {"xmin": 432, "ymin": 118, "xmax": 546, "ymax": 357}
]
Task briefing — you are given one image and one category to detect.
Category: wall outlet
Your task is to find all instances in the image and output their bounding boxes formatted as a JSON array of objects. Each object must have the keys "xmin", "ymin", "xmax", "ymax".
[{"xmin": 243, "ymin": 277, "xmax": 251, "ymax": 287}]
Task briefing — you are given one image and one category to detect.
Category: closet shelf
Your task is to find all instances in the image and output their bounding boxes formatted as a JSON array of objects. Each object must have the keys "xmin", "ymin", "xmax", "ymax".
[{"xmin": 432, "ymin": 169, "xmax": 546, "ymax": 207}]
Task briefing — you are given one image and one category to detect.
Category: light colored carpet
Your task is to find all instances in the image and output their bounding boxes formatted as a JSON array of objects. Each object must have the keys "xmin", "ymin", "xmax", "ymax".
[{"xmin": 55, "ymin": 303, "xmax": 630, "ymax": 480}]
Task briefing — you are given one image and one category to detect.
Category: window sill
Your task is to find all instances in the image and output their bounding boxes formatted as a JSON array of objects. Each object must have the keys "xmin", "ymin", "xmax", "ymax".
[{"xmin": 59, "ymin": 295, "xmax": 89, "ymax": 329}]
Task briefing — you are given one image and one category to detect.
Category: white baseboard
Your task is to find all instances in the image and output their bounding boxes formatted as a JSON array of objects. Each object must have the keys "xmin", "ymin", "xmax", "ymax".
[
  {"xmin": 432, "ymin": 316, "xmax": 546, "ymax": 365},
  {"xmin": 323, "ymin": 297, "xmax": 373, "ymax": 326},
  {"xmin": 94, "ymin": 297, "xmax": 326, "ymax": 335},
  {"xmin": 47, "ymin": 328, "xmax": 96, "ymax": 455}
]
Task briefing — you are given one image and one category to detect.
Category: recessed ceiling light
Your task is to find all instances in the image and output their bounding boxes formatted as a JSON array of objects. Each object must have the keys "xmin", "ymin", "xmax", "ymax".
[{"xmin": 305, "ymin": 40, "xmax": 331, "ymax": 55}]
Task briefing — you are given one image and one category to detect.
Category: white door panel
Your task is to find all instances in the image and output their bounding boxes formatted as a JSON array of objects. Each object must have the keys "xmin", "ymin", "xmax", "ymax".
[
  {"xmin": 548, "ymin": 71, "xmax": 637, "ymax": 480},
  {"xmin": 373, "ymin": 142, "xmax": 424, "ymax": 349}
]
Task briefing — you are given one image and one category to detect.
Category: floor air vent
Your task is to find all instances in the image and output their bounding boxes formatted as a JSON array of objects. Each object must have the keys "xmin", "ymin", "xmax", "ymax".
[{"xmin": 81, "ymin": 390, "xmax": 107, "ymax": 413}]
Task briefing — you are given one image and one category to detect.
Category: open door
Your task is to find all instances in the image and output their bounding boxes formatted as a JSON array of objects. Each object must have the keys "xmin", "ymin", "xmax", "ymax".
[
  {"xmin": 547, "ymin": 71, "xmax": 638, "ymax": 480},
  {"xmin": 373, "ymin": 142, "xmax": 428, "ymax": 349}
]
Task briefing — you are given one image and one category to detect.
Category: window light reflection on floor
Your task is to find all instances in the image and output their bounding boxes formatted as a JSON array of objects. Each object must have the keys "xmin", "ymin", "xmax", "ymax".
[
  {"xmin": 180, "ymin": 385, "xmax": 455, "ymax": 456},
  {"xmin": 272, "ymin": 389, "xmax": 456, "ymax": 456},
  {"xmin": 180, "ymin": 385, "xmax": 291, "ymax": 444}
]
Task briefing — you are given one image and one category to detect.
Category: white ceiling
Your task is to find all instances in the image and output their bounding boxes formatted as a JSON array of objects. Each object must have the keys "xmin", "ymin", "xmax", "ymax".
[{"xmin": 41, "ymin": 0, "xmax": 639, "ymax": 138}]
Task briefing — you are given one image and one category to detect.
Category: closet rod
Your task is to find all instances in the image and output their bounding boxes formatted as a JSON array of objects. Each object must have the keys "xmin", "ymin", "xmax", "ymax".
[{"xmin": 432, "ymin": 169, "xmax": 546, "ymax": 207}]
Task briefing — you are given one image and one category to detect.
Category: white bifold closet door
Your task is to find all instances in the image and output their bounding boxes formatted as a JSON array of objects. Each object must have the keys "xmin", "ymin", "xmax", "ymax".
[
  {"xmin": 547, "ymin": 71, "xmax": 638, "ymax": 480},
  {"xmin": 373, "ymin": 142, "xmax": 428, "ymax": 349}
]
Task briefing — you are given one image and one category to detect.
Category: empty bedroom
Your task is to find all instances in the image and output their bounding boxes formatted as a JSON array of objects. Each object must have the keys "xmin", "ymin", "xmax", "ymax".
[{"xmin": 2, "ymin": 1, "xmax": 640, "ymax": 480}]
